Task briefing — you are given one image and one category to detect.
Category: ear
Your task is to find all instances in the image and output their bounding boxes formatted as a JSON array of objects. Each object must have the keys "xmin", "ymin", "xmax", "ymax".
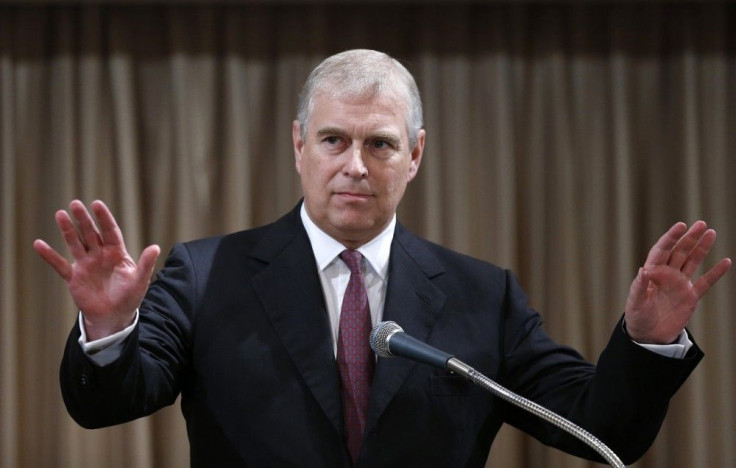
[
  {"xmin": 406, "ymin": 129, "xmax": 425, "ymax": 182},
  {"xmin": 293, "ymin": 120, "xmax": 304, "ymax": 174}
]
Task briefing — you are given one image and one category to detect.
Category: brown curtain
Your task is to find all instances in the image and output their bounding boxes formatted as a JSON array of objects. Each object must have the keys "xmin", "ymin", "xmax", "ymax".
[{"xmin": 1, "ymin": 3, "xmax": 734, "ymax": 467}]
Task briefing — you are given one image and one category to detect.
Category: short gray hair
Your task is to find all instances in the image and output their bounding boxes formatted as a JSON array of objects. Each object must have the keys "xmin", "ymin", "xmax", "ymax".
[{"xmin": 296, "ymin": 49, "xmax": 423, "ymax": 148}]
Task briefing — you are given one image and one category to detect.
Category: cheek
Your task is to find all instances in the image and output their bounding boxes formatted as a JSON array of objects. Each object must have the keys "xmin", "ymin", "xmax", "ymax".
[
  {"xmin": 302, "ymin": 157, "xmax": 322, "ymax": 178},
  {"xmin": 389, "ymin": 180, "xmax": 408, "ymax": 201},
  {"xmin": 304, "ymin": 160, "xmax": 338, "ymax": 191},
  {"xmin": 384, "ymin": 165, "xmax": 411, "ymax": 193}
]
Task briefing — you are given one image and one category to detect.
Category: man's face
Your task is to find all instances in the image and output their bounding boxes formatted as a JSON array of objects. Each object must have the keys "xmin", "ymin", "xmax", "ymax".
[{"xmin": 293, "ymin": 91, "xmax": 425, "ymax": 249}]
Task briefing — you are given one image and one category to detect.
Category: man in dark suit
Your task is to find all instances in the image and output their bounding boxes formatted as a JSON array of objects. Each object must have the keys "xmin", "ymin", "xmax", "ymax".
[{"xmin": 34, "ymin": 49, "xmax": 731, "ymax": 467}]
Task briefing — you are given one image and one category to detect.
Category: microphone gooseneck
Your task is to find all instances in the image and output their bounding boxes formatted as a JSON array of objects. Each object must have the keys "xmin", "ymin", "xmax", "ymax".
[{"xmin": 369, "ymin": 321, "xmax": 625, "ymax": 468}]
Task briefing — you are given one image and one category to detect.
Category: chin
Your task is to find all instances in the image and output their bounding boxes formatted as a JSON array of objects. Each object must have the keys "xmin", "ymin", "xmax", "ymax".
[
  {"xmin": 334, "ymin": 220, "xmax": 375, "ymax": 233},
  {"xmin": 331, "ymin": 216, "xmax": 380, "ymax": 235}
]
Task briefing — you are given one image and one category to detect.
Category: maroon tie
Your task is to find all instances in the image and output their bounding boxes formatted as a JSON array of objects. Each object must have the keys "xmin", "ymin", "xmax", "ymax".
[{"xmin": 337, "ymin": 250, "xmax": 375, "ymax": 464}]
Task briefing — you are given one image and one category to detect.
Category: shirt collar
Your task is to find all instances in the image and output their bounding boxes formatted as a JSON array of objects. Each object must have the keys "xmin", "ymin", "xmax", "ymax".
[{"xmin": 300, "ymin": 203, "xmax": 394, "ymax": 281}]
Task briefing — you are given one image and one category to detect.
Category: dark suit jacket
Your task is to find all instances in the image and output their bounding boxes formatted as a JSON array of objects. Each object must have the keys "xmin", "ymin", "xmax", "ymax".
[{"xmin": 61, "ymin": 203, "xmax": 703, "ymax": 467}]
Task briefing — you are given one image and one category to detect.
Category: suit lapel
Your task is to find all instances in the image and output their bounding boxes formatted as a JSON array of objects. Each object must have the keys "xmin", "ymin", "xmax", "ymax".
[
  {"xmin": 365, "ymin": 224, "xmax": 447, "ymax": 431},
  {"xmin": 247, "ymin": 210, "xmax": 447, "ymax": 441},
  {"xmin": 249, "ymin": 207, "xmax": 343, "ymax": 437}
]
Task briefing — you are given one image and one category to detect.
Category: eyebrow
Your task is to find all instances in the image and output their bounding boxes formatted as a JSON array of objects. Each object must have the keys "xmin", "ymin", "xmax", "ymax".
[
  {"xmin": 316, "ymin": 127, "xmax": 349, "ymax": 140},
  {"xmin": 316, "ymin": 127, "xmax": 402, "ymax": 149}
]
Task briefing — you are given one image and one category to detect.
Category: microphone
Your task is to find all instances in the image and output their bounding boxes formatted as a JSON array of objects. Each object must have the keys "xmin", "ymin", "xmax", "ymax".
[
  {"xmin": 369, "ymin": 320, "xmax": 453, "ymax": 369},
  {"xmin": 369, "ymin": 321, "xmax": 625, "ymax": 468}
]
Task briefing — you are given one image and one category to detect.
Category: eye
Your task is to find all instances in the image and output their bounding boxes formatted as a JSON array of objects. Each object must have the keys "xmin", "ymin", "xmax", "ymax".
[
  {"xmin": 370, "ymin": 139, "xmax": 395, "ymax": 151},
  {"xmin": 323, "ymin": 136, "xmax": 341, "ymax": 146}
]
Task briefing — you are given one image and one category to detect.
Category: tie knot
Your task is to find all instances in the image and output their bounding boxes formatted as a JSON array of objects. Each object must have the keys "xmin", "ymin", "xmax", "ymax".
[{"xmin": 340, "ymin": 249, "xmax": 363, "ymax": 275}]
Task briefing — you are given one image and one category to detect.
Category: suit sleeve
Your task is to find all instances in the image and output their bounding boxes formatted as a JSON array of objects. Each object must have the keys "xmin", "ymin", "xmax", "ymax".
[
  {"xmin": 498, "ymin": 271, "xmax": 703, "ymax": 464},
  {"xmin": 59, "ymin": 243, "xmax": 197, "ymax": 429}
]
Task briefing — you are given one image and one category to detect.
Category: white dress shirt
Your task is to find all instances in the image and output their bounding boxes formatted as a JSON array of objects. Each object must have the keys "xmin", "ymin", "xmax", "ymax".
[{"xmin": 299, "ymin": 204, "xmax": 394, "ymax": 356}]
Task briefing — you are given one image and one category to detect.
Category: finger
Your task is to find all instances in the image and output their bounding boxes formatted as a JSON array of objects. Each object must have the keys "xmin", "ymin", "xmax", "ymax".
[
  {"xmin": 693, "ymin": 257, "xmax": 732, "ymax": 299},
  {"xmin": 681, "ymin": 229, "xmax": 716, "ymax": 277},
  {"xmin": 626, "ymin": 267, "xmax": 650, "ymax": 312},
  {"xmin": 69, "ymin": 200, "xmax": 103, "ymax": 252},
  {"xmin": 91, "ymin": 200, "xmax": 126, "ymax": 248},
  {"xmin": 136, "ymin": 244, "xmax": 161, "ymax": 283},
  {"xmin": 644, "ymin": 222, "xmax": 688, "ymax": 268},
  {"xmin": 56, "ymin": 209, "xmax": 87, "ymax": 259},
  {"xmin": 33, "ymin": 239, "xmax": 73, "ymax": 280},
  {"xmin": 667, "ymin": 221, "xmax": 708, "ymax": 270}
]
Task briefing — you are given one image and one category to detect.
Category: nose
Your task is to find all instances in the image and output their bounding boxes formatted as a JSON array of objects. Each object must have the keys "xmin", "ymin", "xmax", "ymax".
[{"xmin": 343, "ymin": 146, "xmax": 369, "ymax": 179}]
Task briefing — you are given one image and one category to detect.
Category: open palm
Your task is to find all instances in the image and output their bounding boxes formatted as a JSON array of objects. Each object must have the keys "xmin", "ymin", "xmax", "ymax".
[
  {"xmin": 625, "ymin": 221, "xmax": 731, "ymax": 344},
  {"xmin": 33, "ymin": 200, "xmax": 160, "ymax": 340}
]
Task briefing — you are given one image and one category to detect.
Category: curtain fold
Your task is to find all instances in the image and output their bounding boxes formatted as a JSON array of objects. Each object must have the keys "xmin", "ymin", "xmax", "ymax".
[{"xmin": 1, "ymin": 4, "xmax": 734, "ymax": 467}]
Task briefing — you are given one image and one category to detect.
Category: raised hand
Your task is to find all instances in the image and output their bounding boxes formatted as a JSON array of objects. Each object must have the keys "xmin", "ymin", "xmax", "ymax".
[
  {"xmin": 33, "ymin": 200, "xmax": 160, "ymax": 341},
  {"xmin": 624, "ymin": 221, "xmax": 732, "ymax": 344}
]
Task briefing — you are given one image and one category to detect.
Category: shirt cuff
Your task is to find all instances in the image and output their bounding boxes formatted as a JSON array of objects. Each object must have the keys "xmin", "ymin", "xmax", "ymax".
[
  {"xmin": 633, "ymin": 329, "xmax": 693, "ymax": 359},
  {"xmin": 77, "ymin": 310, "xmax": 138, "ymax": 367}
]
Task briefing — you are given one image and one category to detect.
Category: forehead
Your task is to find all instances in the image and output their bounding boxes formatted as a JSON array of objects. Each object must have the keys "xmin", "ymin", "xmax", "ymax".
[{"xmin": 309, "ymin": 91, "xmax": 409, "ymax": 138}]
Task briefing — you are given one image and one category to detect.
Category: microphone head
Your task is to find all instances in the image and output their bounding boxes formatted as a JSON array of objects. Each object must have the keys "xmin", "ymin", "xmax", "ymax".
[{"xmin": 370, "ymin": 321, "xmax": 403, "ymax": 358}]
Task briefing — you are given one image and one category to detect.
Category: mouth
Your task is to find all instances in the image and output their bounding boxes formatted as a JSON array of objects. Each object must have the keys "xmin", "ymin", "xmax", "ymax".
[{"xmin": 334, "ymin": 191, "xmax": 373, "ymax": 201}]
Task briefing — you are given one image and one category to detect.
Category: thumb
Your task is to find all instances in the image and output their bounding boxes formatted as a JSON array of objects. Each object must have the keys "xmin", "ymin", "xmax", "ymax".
[
  {"xmin": 136, "ymin": 244, "xmax": 161, "ymax": 283},
  {"xmin": 625, "ymin": 267, "xmax": 650, "ymax": 312}
]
